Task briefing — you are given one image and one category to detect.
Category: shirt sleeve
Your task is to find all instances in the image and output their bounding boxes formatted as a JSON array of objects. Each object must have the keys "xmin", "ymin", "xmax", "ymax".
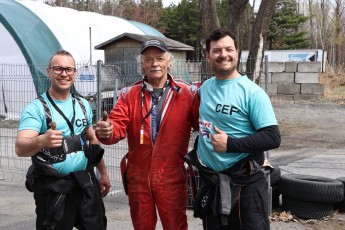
[
  {"xmin": 248, "ymin": 90, "xmax": 278, "ymax": 130},
  {"xmin": 226, "ymin": 125, "xmax": 281, "ymax": 153},
  {"xmin": 18, "ymin": 100, "xmax": 45, "ymax": 133}
]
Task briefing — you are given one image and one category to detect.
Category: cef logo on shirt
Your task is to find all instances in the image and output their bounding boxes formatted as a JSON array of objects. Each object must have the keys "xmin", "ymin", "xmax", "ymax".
[{"xmin": 199, "ymin": 119, "xmax": 212, "ymax": 138}]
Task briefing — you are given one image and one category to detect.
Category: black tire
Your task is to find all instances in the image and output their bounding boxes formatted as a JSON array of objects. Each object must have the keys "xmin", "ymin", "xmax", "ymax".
[
  {"xmin": 282, "ymin": 195, "xmax": 334, "ymax": 220},
  {"xmin": 271, "ymin": 184, "xmax": 280, "ymax": 210},
  {"xmin": 280, "ymin": 174, "xmax": 344, "ymax": 203},
  {"xmin": 334, "ymin": 177, "xmax": 345, "ymax": 212},
  {"xmin": 270, "ymin": 166, "xmax": 281, "ymax": 186}
]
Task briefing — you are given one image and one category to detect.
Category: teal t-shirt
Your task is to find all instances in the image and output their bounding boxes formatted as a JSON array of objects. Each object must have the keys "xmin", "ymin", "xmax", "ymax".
[
  {"xmin": 197, "ymin": 75, "xmax": 278, "ymax": 172},
  {"xmin": 18, "ymin": 93, "xmax": 93, "ymax": 174}
]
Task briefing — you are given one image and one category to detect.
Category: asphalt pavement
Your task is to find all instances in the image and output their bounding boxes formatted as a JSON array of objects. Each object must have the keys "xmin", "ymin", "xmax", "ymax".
[{"xmin": 1, "ymin": 147, "xmax": 345, "ymax": 229}]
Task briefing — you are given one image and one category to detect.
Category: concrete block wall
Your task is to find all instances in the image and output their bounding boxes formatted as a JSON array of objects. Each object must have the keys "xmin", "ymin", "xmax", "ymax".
[{"xmin": 260, "ymin": 61, "xmax": 324, "ymax": 101}]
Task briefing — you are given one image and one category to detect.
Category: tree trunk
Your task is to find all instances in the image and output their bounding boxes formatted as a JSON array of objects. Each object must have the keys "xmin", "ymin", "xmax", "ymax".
[
  {"xmin": 228, "ymin": 0, "xmax": 249, "ymax": 39},
  {"xmin": 308, "ymin": 0, "xmax": 315, "ymax": 48},
  {"xmin": 200, "ymin": 0, "xmax": 221, "ymax": 44},
  {"xmin": 228, "ymin": 0, "xmax": 250, "ymax": 61},
  {"xmin": 200, "ymin": 0, "xmax": 221, "ymax": 81},
  {"xmin": 333, "ymin": 0, "xmax": 345, "ymax": 70},
  {"xmin": 246, "ymin": 0, "xmax": 278, "ymax": 82}
]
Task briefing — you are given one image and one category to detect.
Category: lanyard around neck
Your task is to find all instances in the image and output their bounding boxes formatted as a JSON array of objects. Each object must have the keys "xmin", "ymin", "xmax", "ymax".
[
  {"xmin": 139, "ymin": 78, "xmax": 169, "ymax": 145},
  {"xmin": 141, "ymin": 78, "xmax": 169, "ymax": 124},
  {"xmin": 46, "ymin": 90, "xmax": 76, "ymax": 135}
]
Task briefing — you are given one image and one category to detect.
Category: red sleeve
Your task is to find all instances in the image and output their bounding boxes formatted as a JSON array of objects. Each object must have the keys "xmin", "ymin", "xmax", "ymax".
[{"xmin": 98, "ymin": 92, "xmax": 129, "ymax": 145}]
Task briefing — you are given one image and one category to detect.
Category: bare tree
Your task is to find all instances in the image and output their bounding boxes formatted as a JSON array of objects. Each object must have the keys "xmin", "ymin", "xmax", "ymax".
[
  {"xmin": 246, "ymin": 0, "xmax": 278, "ymax": 82},
  {"xmin": 228, "ymin": 0, "xmax": 251, "ymax": 59},
  {"xmin": 101, "ymin": 0, "xmax": 119, "ymax": 16},
  {"xmin": 319, "ymin": 0, "xmax": 327, "ymax": 49},
  {"xmin": 200, "ymin": 0, "xmax": 221, "ymax": 46},
  {"xmin": 302, "ymin": 0, "xmax": 345, "ymax": 68},
  {"xmin": 308, "ymin": 0, "xmax": 317, "ymax": 48},
  {"xmin": 228, "ymin": 0, "xmax": 249, "ymax": 38},
  {"xmin": 331, "ymin": 0, "xmax": 345, "ymax": 70}
]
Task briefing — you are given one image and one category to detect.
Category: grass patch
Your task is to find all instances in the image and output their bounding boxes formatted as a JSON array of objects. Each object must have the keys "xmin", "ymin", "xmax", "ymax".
[{"xmin": 320, "ymin": 70, "xmax": 345, "ymax": 102}]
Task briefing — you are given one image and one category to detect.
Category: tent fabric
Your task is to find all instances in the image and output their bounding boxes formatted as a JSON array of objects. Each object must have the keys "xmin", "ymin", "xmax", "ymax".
[
  {"xmin": 0, "ymin": 0, "xmax": 62, "ymax": 66},
  {"xmin": 0, "ymin": 0, "xmax": 62, "ymax": 93},
  {"xmin": 16, "ymin": 0, "xmax": 165, "ymax": 64},
  {"xmin": 0, "ymin": 0, "xmax": 165, "ymax": 119},
  {"xmin": 128, "ymin": 20, "xmax": 165, "ymax": 37},
  {"xmin": 0, "ymin": 0, "xmax": 165, "ymax": 65}
]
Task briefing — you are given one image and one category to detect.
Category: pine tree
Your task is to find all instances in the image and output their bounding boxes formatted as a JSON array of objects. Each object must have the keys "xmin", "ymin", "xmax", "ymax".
[
  {"xmin": 164, "ymin": 0, "xmax": 201, "ymax": 59},
  {"xmin": 267, "ymin": 0, "xmax": 310, "ymax": 50}
]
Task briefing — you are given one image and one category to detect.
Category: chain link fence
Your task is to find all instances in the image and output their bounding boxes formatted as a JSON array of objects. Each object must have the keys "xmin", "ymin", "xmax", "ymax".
[{"xmin": 0, "ymin": 58, "xmax": 265, "ymax": 196}]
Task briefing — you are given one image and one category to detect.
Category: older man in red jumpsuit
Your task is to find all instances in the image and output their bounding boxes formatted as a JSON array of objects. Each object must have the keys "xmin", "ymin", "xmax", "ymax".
[{"xmin": 96, "ymin": 39, "xmax": 197, "ymax": 230}]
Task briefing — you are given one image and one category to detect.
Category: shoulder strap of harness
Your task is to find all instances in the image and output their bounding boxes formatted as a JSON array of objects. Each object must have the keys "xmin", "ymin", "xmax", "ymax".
[
  {"xmin": 38, "ymin": 95, "xmax": 52, "ymax": 129},
  {"xmin": 73, "ymin": 94, "xmax": 88, "ymax": 124},
  {"xmin": 38, "ymin": 94, "xmax": 88, "ymax": 129},
  {"xmin": 35, "ymin": 94, "xmax": 89, "ymax": 164}
]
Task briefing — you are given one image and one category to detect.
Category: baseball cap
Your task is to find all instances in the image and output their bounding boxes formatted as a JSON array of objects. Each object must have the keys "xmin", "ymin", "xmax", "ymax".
[{"xmin": 140, "ymin": 39, "xmax": 168, "ymax": 54}]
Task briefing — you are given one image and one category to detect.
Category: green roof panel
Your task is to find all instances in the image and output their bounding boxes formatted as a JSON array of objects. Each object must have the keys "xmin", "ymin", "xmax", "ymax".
[{"xmin": 0, "ymin": 0, "xmax": 62, "ymax": 95}]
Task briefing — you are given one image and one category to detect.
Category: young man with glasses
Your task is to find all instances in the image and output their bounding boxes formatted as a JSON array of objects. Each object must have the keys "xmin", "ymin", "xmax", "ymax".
[
  {"xmin": 95, "ymin": 39, "xmax": 198, "ymax": 230},
  {"xmin": 48, "ymin": 66, "xmax": 77, "ymax": 76},
  {"xmin": 15, "ymin": 50, "xmax": 111, "ymax": 230}
]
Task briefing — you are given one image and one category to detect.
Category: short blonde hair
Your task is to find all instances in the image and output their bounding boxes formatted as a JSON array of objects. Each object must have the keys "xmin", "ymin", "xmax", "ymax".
[{"xmin": 48, "ymin": 50, "xmax": 75, "ymax": 67}]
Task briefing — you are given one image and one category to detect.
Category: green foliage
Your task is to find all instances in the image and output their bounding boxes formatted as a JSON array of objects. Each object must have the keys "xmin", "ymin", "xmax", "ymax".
[
  {"xmin": 164, "ymin": 0, "xmax": 201, "ymax": 58},
  {"xmin": 267, "ymin": 0, "xmax": 310, "ymax": 50},
  {"xmin": 216, "ymin": 0, "xmax": 229, "ymax": 27}
]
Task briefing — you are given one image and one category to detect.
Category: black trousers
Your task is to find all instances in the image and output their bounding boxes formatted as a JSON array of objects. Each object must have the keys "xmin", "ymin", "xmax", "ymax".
[
  {"xmin": 34, "ymin": 176, "xmax": 106, "ymax": 230},
  {"xmin": 203, "ymin": 176, "xmax": 269, "ymax": 230}
]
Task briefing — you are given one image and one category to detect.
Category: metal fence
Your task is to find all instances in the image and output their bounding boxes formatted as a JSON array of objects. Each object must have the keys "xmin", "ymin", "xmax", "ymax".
[{"xmin": 0, "ymin": 58, "xmax": 265, "ymax": 196}]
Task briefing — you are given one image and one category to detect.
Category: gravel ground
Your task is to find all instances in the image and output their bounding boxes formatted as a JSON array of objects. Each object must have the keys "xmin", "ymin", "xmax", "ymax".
[{"xmin": 1, "ymin": 99, "xmax": 345, "ymax": 229}]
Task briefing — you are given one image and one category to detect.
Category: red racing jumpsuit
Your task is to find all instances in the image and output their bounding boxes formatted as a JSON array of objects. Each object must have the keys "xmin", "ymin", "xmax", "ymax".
[{"xmin": 99, "ymin": 75, "xmax": 197, "ymax": 230}]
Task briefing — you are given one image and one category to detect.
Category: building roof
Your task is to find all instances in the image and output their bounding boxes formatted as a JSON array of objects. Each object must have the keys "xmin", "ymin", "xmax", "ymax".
[{"xmin": 95, "ymin": 33, "xmax": 194, "ymax": 51}]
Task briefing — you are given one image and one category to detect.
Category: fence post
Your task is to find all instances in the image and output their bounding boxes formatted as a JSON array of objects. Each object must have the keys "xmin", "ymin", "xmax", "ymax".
[
  {"xmin": 96, "ymin": 60, "xmax": 102, "ymax": 121},
  {"xmin": 114, "ymin": 78, "xmax": 118, "ymax": 106},
  {"xmin": 264, "ymin": 55, "xmax": 273, "ymax": 215}
]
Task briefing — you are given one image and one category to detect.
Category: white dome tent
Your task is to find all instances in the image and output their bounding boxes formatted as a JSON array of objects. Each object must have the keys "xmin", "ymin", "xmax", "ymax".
[{"xmin": 0, "ymin": 0, "xmax": 165, "ymax": 119}]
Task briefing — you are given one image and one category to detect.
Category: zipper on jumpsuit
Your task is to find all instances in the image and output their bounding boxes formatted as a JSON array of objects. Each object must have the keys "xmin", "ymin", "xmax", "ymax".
[{"xmin": 148, "ymin": 89, "xmax": 174, "ymax": 196}]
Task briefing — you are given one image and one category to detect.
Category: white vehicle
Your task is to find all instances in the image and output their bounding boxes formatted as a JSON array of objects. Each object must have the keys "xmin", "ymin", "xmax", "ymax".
[{"xmin": 74, "ymin": 65, "xmax": 122, "ymax": 118}]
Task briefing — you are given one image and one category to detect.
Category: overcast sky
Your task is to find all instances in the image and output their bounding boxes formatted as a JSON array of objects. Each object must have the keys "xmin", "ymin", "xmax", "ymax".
[{"xmin": 162, "ymin": 0, "xmax": 180, "ymax": 7}]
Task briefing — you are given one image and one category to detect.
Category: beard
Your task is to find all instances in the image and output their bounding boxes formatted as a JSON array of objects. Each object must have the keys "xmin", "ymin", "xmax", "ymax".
[
  {"xmin": 212, "ymin": 58, "xmax": 238, "ymax": 79},
  {"xmin": 216, "ymin": 65, "xmax": 237, "ymax": 77}
]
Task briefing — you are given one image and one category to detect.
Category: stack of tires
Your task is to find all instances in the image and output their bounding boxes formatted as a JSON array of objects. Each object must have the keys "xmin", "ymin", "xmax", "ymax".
[
  {"xmin": 186, "ymin": 166, "xmax": 345, "ymax": 220},
  {"xmin": 279, "ymin": 174, "xmax": 344, "ymax": 219},
  {"xmin": 334, "ymin": 177, "xmax": 345, "ymax": 213},
  {"xmin": 270, "ymin": 166, "xmax": 281, "ymax": 210}
]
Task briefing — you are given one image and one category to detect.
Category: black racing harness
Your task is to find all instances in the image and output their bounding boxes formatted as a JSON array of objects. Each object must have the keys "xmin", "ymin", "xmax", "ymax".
[
  {"xmin": 35, "ymin": 92, "xmax": 88, "ymax": 164},
  {"xmin": 184, "ymin": 136, "xmax": 271, "ymax": 226},
  {"xmin": 25, "ymin": 92, "xmax": 105, "ymax": 229}
]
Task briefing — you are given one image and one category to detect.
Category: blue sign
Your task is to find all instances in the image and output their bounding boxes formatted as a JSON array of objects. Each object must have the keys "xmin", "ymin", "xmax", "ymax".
[
  {"xmin": 288, "ymin": 54, "xmax": 309, "ymax": 62},
  {"xmin": 79, "ymin": 74, "xmax": 94, "ymax": 81}
]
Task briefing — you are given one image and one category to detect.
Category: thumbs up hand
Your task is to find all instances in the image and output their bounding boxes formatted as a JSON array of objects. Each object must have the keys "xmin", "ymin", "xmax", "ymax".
[
  {"xmin": 51, "ymin": 121, "xmax": 57, "ymax": 130},
  {"xmin": 102, "ymin": 111, "xmax": 108, "ymax": 121},
  {"xmin": 96, "ymin": 111, "xmax": 113, "ymax": 140},
  {"xmin": 210, "ymin": 125, "xmax": 228, "ymax": 152},
  {"xmin": 43, "ymin": 121, "xmax": 63, "ymax": 148}
]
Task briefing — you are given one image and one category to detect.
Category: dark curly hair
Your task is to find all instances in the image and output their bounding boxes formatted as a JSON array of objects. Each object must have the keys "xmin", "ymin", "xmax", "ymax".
[{"xmin": 205, "ymin": 28, "xmax": 238, "ymax": 53}]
